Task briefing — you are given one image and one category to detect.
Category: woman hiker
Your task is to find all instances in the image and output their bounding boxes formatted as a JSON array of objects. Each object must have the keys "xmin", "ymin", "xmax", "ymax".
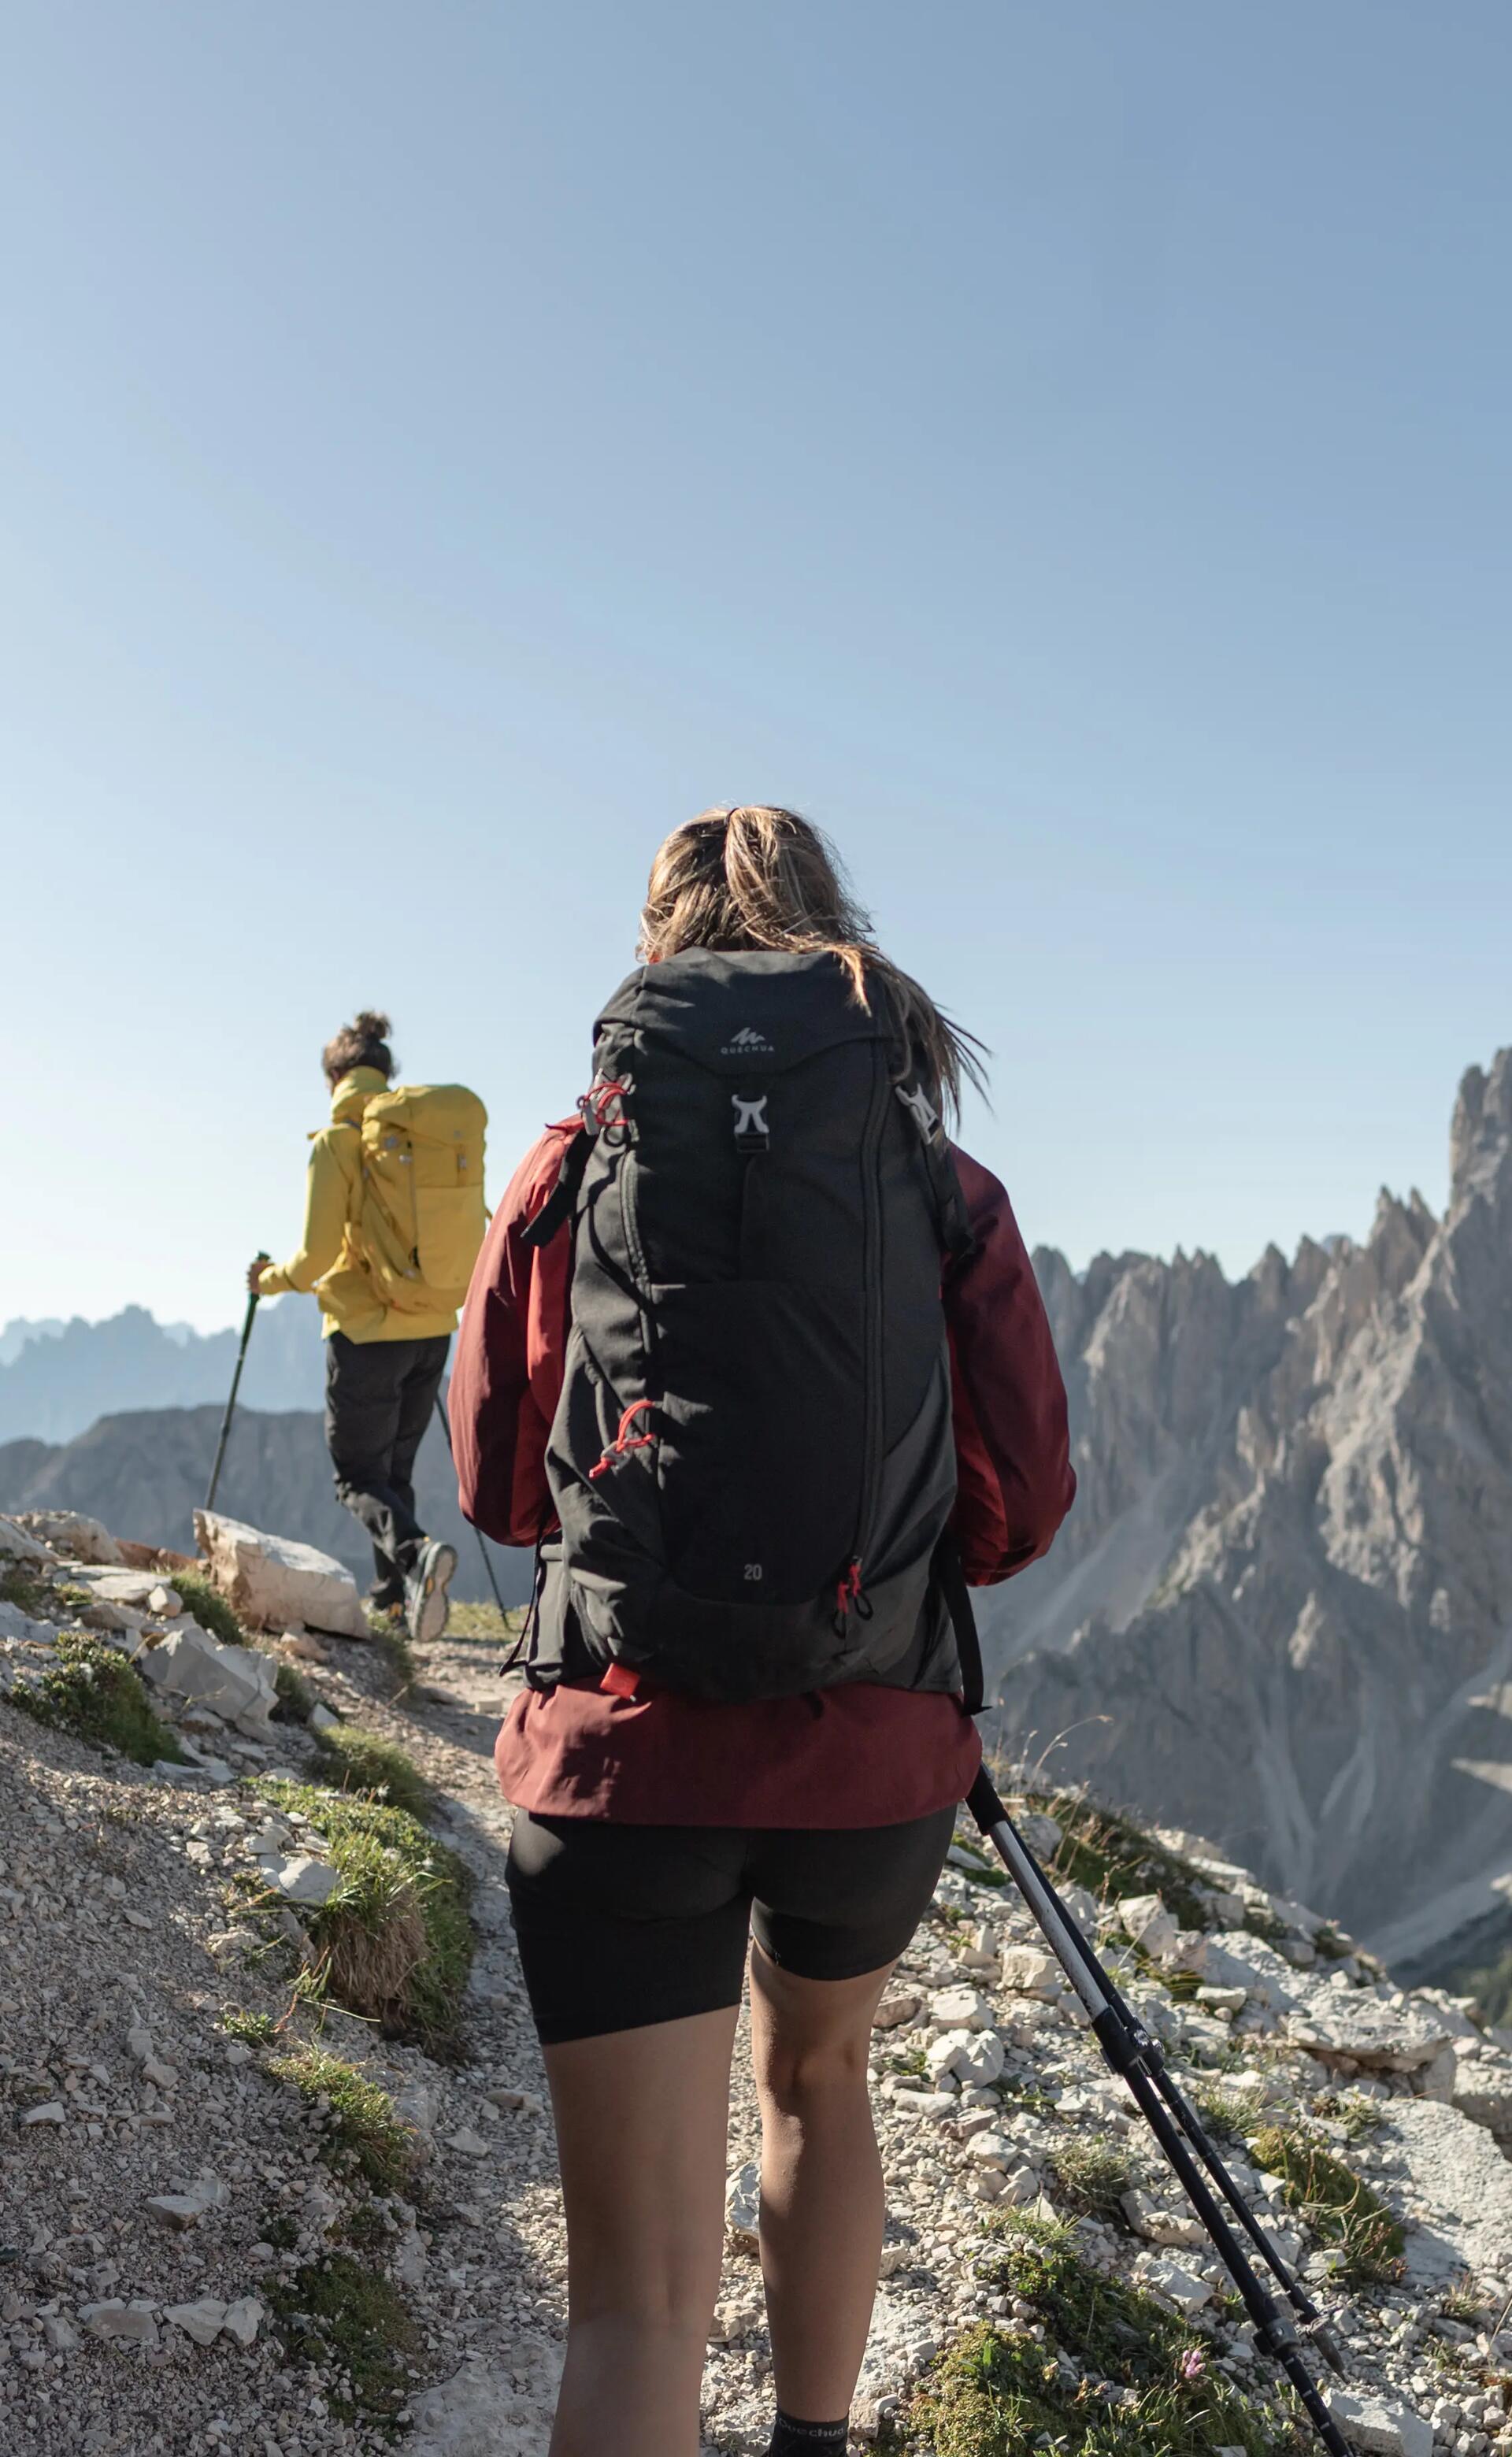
[
  {"xmin": 248, "ymin": 1010, "xmax": 467, "ymax": 1644},
  {"xmin": 450, "ymin": 809, "xmax": 1075, "ymax": 2457}
]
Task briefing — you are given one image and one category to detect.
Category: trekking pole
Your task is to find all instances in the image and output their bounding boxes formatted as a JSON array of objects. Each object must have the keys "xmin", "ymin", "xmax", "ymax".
[
  {"xmin": 1025, "ymin": 1826, "xmax": 1347, "ymax": 2373},
  {"xmin": 966, "ymin": 1767, "xmax": 1351, "ymax": 2457},
  {"xmin": 432, "ymin": 1388, "xmax": 513, "ymax": 1624},
  {"xmin": 204, "ymin": 1259, "xmax": 267, "ymax": 1512}
]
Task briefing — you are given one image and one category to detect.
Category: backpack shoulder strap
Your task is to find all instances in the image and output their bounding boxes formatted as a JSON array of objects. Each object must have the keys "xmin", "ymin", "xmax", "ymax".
[
  {"xmin": 894, "ymin": 1069, "xmax": 975, "ymax": 1264},
  {"xmin": 521, "ymin": 1128, "xmax": 592, "ymax": 1250}
]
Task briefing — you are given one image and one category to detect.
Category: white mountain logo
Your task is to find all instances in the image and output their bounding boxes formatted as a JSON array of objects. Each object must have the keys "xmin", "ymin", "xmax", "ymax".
[{"xmin": 723, "ymin": 1025, "xmax": 775, "ymax": 1055}]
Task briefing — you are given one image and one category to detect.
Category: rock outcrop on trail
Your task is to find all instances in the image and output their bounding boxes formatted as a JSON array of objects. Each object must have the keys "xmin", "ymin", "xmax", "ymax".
[
  {"xmin": 988, "ymin": 1048, "xmax": 1512, "ymax": 1968},
  {"xmin": 11, "ymin": 1508, "xmax": 1512, "ymax": 2455}
]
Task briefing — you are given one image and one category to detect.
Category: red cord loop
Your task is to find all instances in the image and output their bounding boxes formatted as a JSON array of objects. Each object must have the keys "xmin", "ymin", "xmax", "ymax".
[
  {"xmin": 580, "ymin": 1077, "xmax": 629, "ymax": 1132},
  {"xmin": 587, "ymin": 1399, "xmax": 658, "ymax": 1481},
  {"xmin": 836, "ymin": 1557, "xmax": 865, "ymax": 1614}
]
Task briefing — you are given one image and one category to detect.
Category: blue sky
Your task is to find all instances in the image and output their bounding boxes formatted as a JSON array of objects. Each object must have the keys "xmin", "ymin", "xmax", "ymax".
[{"xmin": 4, "ymin": 1, "xmax": 1509, "ymax": 1331}]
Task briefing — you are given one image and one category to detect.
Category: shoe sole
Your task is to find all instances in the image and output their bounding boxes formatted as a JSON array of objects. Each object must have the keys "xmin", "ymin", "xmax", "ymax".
[{"xmin": 410, "ymin": 1542, "xmax": 458, "ymax": 1644}]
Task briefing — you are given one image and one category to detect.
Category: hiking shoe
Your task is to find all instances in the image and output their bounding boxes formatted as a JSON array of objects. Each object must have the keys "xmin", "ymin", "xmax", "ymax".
[{"xmin": 406, "ymin": 1540, "xmax": 458, "ymax": 1644}]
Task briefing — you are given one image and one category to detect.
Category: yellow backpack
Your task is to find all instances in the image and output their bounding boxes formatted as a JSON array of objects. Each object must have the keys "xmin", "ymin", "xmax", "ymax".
[{"xmin": 350, "ymin": 1084, "xmax": 488, "ymax": 1315}]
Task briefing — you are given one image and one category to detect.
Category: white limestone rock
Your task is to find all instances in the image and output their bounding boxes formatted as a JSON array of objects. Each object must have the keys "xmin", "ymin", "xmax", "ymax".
[
  {"xmin": 873, "ymin": 1991, "xmax": 922, "ymax": 2031},
  {"xmin": 138, "ymin": 1620, "xmax": 278, "ymax": 1736},
  {"xmin": 145, "ymin": 2173, "xmax": 230, "ymax": 2229},
  {"xmin": 0, "ymin": 1513, "xmax": 54, "ymax": 1563},
  {"xmin": 260, "ymin": 1851, "xmax": 339, "ymax": 1907},
  {"xmin": 406, "ymin": 2336, "xmax": 561, "ymax": 2457},
  {"xmin": 80, "ymin": 2299, "xmax": 160, "ymax": 2344},
  {"xmin": 1283, "ymin": 1993, "xmax": 1451, "ymax": 2073},
  {"xmin": 166, "ymin": 2295, "xmax": 230, "ymax": 2345},
  {"xmin": 1118, "ymin": 1893, "xmax": 1179, "ymax": 1959},
  {"xmin": 1377, "ymin": 2098, "xmax": 1512, "ymax": 2286},
  {"xmin": 13, "ymin": 1510, "xmax": 124, "ymax": 1565},
  {"xmin": 928, "ymin": 1984, "xmax": 993, "ymax": 2031},
  {"xmin": 194, "ymin": 1508, "xmax": 368, "ymax": 1637},
  {"xmin": 999, "ymin": 1944, "xmax": 1063, "ymax": 1999},
  {"xmin": 1324, "ymin": 2391, "xmax": 1432, "ymax": 2456}
]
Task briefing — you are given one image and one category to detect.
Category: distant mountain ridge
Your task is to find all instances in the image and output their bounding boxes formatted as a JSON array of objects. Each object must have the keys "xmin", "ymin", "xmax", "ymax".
[
  {"xmin": 984, "ymin": 1046, "xmax": 1512, "ymax": 1971},
  {"xmin": 0, "ymin": 1299, "xmax": 328, "ymax": 1443},
  {"xmin": 0, "ymin": 1403, "xmax": 530, "ymax": 1609}
]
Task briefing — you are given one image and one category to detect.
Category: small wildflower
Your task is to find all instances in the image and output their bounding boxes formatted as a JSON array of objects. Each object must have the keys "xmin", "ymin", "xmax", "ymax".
[{"xmin": 1177, "ymin": 2346, "xmax": 1206, "ymax": 2381}]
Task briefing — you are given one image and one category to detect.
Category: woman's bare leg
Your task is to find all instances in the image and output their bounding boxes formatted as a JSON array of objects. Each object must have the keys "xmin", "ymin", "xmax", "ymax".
[
  {"xmin": 749, "ymin": 1948, "xmax": 896, "ymax": 2426},
  {"xmin": 543, "ymin": 2003, "xmax": 739, "ymax": 2457}
]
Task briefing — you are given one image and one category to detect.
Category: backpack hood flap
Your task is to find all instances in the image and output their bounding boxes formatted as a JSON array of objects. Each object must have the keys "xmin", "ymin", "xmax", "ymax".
[{"xmin": 595, "ymin": 948, "xmax": 891, "ymax": 1078}]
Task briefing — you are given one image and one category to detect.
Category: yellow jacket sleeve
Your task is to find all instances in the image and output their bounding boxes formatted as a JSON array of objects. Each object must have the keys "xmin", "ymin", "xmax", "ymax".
[{"xmin": 259, "ymin": 1130, "xmax": 355, "ymax": 1295}]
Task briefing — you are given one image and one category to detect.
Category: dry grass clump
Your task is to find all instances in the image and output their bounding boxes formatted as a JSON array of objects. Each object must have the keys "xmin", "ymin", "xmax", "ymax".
[{"xmin": 257, "ymin": 1778, "xmax": 472, "ymax": 2050}]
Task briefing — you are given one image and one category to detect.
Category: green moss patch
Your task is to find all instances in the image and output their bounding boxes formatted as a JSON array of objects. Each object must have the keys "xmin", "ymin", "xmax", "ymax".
[
  {"xmin": 257, "ymin": 1778, "xmax": 472, "ymax": 2049},
  {"xmin": 1250, "ymin": 2124, "xmax": 1404, "ymax": 2284},
  {"xmin": 7, "ymin": 1632, "xmax": 187, "ymax": 1767},
  {"xmin": 267, "ymin": 2253, "xmax": 419, "ymax": 2433},
  {"xmin": 910, "ymin": 2225, "xmax": 1310, "ymax": 2455},
  {"xmin": 267, "ymin": 2044, "xmax": 418, "ymax": 2192}
]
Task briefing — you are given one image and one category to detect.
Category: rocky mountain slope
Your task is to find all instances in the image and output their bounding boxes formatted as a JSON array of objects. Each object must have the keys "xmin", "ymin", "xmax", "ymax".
[
  {"xmin": 0, "ymin": 1406, "xmax": 529, "ymax": 1610},
  {"xmin": 9, "ymin": 1506, "xmax": 1512, "ymax": 2457},
  {"xmin": 985, "ymin": 1048, "xmax": 1512, "ymax": 1973},
  {"xmin": 0, "ymin": 1301, "xmax": 327, "ymax": 1443}
]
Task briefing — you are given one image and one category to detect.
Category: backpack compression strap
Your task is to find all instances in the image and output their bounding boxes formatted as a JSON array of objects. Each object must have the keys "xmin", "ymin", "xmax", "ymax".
[{"xmin": 933, "ymin": 1529, "xmax": 985, "ymax": 1716}]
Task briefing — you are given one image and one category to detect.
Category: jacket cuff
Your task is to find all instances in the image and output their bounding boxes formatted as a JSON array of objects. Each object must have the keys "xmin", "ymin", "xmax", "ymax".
[{"xmin": 258, "ymin": 1263, "xmax": 295, "ymax": 1295}]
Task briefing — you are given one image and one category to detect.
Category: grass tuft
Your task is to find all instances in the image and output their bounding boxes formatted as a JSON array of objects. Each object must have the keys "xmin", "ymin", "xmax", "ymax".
[
  {"xmin": 311, "ymin": 1723, "xmax": 431, "ymax": 1817},
  {"xmin": 272, "ymin": 1658, "xmax": 316, "ymax": 1722},
  {"xmin": 1045, "ymin": 2136, "xmax": 1136, "ymax": 2221},
  {"xmin": 267, "ymin": 2252, "xmax": 419, "ymax": 2433},
  {"xmin": 1250, "ymin": 2123, "xmax": 1404, "ymax": 2284},
  {"xmin": 224, "ymin": 2009, "xmax": 276, "ymax": 2044},
  {"xmin": 911, "ymin": 2227, "xmax": 1310, "ymax": 2455},
  {"xmin": 1191, "ymin": 2079, "xmax": 1262, "ymax": 2140},
  {"xmin": 266, "ymin": 2044, "xmax": 418, "ymax": 2192},
  {"xmin": 258, "ymin": 1777, "xmax": 472, "ymax": 2049},
  {"xmin": 7, "ymin": 1632, "xmax": 187, "ymax": 1766},
  {"xmin": 446, "ymin": 1599, "xmax": 524, "ymax": 1645},
  {"xmin": 168, "ymin": 1569, "xmax": 246, "ymax": 1650},
  {"xmin": 1018, "ymin": 1785, "xmax": 1214, "ymax": 1933},
  {"xmin": 1, "ymin": 1563, "xmax": 55, "ymax": 1618},
  {"xmin": 372, "ymin": 1620, "xmax": 418, "ymax": 1696}
]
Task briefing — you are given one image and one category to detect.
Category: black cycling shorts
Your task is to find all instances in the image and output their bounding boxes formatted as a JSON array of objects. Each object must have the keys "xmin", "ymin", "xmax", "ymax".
[{"xmin": 506, "ymin": 1807, "xmax": 957, "ymax": 2044}]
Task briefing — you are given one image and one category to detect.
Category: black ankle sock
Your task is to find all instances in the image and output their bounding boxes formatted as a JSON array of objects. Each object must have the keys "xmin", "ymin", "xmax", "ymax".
[{"xmin": 768, "ymin": 2414, "xmax": 848, "ymax": 2455}]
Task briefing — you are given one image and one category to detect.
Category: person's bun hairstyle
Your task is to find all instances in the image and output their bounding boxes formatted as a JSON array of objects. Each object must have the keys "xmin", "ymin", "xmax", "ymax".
[{"xmin": 323, "ymin": 1010, "xmax": 396, "ymax": 1085}]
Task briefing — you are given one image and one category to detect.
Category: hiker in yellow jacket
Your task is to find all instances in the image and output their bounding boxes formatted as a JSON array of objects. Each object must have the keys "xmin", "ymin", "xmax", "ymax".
[{"xmin": 249, "ymin": 1011, "xmax": 486, "ymax": 1643}]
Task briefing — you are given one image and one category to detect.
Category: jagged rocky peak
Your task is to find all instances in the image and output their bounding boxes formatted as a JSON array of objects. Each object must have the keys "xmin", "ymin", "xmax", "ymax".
[
  {"xmin": 1002, "ymin": 1046, "xmax": 1512, "ymax": 1965},
  {"xmin": 1451, "ymin": 1046, "xmax": 1512, "ymax": 1205}
]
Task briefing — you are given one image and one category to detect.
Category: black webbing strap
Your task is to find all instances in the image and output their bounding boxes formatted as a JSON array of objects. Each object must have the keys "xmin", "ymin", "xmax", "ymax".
[
  {"xmin": 934, "ymin": 1529, "xmax": 984, "ymax": 1715},
  {"xmin": 521, "ymin": 1127, "xmax": 592, "ymax": 1249},
  {"xmin": 895, "ymin": 1078, "xmax": 974, "ymax": 1264}
]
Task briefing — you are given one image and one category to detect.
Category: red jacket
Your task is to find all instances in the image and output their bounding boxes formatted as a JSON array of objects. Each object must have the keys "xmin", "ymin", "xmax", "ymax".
[{"xmin": 452, "ymin": 1121, "xmax": 1073, "ymax": 1584}]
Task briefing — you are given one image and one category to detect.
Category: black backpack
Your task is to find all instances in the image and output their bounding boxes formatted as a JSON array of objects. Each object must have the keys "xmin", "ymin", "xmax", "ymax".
[{"xmin": 521, "ymin": 947, "xmax": 983, "ymax": 1707}]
